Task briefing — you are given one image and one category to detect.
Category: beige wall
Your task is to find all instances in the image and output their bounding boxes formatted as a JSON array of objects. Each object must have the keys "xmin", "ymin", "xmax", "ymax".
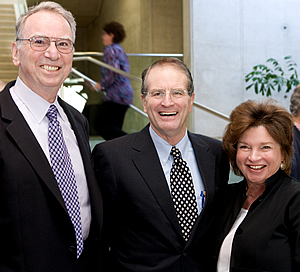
[
  {"xmin": 85, "ymin": 0, "xmax": 182, "ymax": 53},
  {"xmin": 84, "ymin": 0, "xmax": 183, "ymax": 79},
  {"xmin": 82, "ymin": 0, "xmax": 184, "ymax": 133}
]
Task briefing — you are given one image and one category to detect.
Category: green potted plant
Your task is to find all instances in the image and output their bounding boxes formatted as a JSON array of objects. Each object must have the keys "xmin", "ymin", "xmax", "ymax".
[{"xmin": 245, "ymin": 56, "xmax": 299, "ymax": 97}]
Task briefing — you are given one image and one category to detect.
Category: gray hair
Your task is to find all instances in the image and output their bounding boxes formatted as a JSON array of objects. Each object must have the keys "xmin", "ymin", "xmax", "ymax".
[
  {"xmin": 15, "ymin": 1, "xmax": 76, "ymax": 42},
  {"xmin": 141, "ymin": 57, "xmax": 194, "ymax": 98},
  {"xmin": 290, "ymin": 85, "xmax": 300, "ymax": 117}
]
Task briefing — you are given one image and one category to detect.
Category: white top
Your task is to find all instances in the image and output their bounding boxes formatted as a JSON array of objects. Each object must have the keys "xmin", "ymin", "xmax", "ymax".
[
  {"xmin": 10, "ymin": 77, "xmax": 91, "ymax": 240},
  {"xmin": 217, "ymin": 208, "xmax": 248, "ymax": 272}
]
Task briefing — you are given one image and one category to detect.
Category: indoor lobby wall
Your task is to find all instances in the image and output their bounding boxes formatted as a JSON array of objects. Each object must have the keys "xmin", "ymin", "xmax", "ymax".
[
  {"xmin": 85, "ymin": 0, "xmax": 183, "ymax": 133},
  {"xmin": 190, "ymin": 0, "xmax": 300, "ymax": 138}
]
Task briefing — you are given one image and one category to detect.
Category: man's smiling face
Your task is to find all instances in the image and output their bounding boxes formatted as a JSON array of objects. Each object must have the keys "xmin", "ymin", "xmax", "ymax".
[
  {"xmin": 142, "ymin": 64, "xmax": 194, "ymax": 145},
  {"xmin": 11, "ymin": 10, "xmax": 74, "ymax": 102}
]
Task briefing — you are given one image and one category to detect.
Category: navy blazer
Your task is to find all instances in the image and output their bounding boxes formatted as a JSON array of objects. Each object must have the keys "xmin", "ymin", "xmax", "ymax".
[
  {"xmin": 291, "ymin": 125, "xmax": 300, "ymax": 181},
  {"xmin": 92, "ymin": 124, "xmax": 229, "ymax": 272},
  {"xmin": 0, "ymin": 81, "xmax": 104, "ymax": 271}
]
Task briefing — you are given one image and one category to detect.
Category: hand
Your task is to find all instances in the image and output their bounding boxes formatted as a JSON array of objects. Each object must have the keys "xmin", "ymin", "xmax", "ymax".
[
  {"xmin": 93, "ymin": 82, "xmax": 101, "ymax": 92},
  {"xmin": 84, "ymin": 80, "xmax": 101, "ymax": 92}
]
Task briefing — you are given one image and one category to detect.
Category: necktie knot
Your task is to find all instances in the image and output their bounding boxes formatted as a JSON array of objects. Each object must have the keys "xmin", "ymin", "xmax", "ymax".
[
  {"xmin": 46, "ymin": 104, "xmax": 58, "ymax": 122},
  {"xmin": 171, "ymin": 146, "xmax": 181, "ymax": 160}
]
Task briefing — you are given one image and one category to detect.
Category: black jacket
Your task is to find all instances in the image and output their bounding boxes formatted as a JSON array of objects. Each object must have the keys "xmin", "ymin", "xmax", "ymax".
[
  {"xmin": 214, "ymin": 170, "xmax": 300, "ymax": 272},
  {"xmin": 291, "ymin": 125, "xmax": 300, "ymax": 181}
]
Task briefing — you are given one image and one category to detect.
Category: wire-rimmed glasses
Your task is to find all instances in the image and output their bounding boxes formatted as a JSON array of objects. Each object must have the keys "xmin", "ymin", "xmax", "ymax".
[
  {"xmin": 145, "ymin": 89, "xmax": 190, "ymax": 100},
  {"xmin": 16, "ymin": 36, "xmax": 74, "ymax": 54}
]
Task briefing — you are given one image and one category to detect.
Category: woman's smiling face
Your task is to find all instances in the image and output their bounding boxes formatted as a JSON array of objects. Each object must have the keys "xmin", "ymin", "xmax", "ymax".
[{"xmin": 236, "ymin": 125, "xmax": 283, "ymax": 185}]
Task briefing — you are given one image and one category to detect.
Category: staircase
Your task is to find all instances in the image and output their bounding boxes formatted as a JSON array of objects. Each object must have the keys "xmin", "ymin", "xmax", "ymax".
[{"xmin": 0, "ymin": 4, "xmax": 18, "ymax": 84}]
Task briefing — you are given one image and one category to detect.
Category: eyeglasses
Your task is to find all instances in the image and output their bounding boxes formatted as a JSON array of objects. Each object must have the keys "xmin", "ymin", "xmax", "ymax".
[
  {"xmin": 146, "ymin": 89, "xmax": 189, "ymax": 99},
  {"xmin": 16, "ymin": 36, "xmax": 74, "ymax": 54}
]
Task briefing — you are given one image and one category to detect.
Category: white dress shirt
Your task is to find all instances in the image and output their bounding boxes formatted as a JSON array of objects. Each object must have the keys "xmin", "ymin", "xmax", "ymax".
[
  {"xmin": 149, "ymin": 125, "xmax": 205, "ymax": 215},
  {"xmin": 10, "ymin": 77, "xmax": 91, "ymax": 240}
]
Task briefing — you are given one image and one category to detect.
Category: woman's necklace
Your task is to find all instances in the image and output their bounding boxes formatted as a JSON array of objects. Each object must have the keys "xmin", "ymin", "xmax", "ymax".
[
  {"xmin": 246, "ymin": 191, "xmax": 259, "ymax": 198},
  {"xmin": 245, "ymin": 186, "xmax": 261, "ymax": 198}
]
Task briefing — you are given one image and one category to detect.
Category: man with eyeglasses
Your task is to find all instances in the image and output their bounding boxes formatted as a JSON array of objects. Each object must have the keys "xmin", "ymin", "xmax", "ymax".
[
  {"xmin": 92, "ymin": 57, "xmax": 230, "ymax": 271},
  {"xmin": 0, "ymin": 2, "xmax": 103, "ymax": 271}
]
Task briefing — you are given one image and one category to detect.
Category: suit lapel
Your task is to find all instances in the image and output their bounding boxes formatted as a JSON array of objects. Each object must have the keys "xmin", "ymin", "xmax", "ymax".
[
  {"xmin": 131, "ymin": 126, "xmax": 183, "ymax": 237},
  {"xmin": 189, "ymin": 133, "xmax": 216, "ymax": 207},
  {"xmin": 1, "ymin": 84, "xmax": 66, "ymax": 213},
  {"xmin": 185, "ymin": 132, "xmax": 217, "ymax": 246}
]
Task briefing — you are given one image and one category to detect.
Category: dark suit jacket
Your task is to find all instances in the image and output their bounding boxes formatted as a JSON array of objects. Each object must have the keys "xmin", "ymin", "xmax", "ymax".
[
  {"xmin": 0, "ymin": 81, "xmax": 104, "ymax": 272},
  {"xmin": 291, "ymin": 125, "xmax": 300, "ymax": 181},
  {"xmin": 92, "ymin": 124, "xmax": 230, "ymax": 272}
]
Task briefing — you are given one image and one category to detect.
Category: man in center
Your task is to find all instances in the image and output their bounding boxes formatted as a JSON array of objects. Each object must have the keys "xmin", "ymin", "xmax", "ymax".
[{"xmin": 92, "ymin": 57, "xmax": 229, "ymax": 271}]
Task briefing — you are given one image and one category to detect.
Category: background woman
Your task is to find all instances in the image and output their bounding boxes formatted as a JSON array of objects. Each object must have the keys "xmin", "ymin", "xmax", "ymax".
[
  {"xmin": 215, "ymin": 99, "xmax": 300, "ymax": 272},
  {"xmin": 88, "ymin": 21, "xmax": 133, "ymax": 140}
]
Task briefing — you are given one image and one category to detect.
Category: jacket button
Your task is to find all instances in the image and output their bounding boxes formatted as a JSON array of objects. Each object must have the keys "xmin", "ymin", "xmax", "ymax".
[{"xmin": 69, "ymin": 245, "xmax": 76, "ymax": 252}]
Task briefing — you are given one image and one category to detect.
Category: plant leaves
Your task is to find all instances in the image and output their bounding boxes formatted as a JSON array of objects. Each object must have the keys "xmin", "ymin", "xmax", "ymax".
[
  {"xmin": 244, "ymin": 55, "xmax": 298, "ymax": 98},
  {"xmin": 255, "ymin": 82, "xmax": 259, "ymax": 94},
  {"xmin": 246, "ymin": 84, "xmax": 254, "ymax": 90}
]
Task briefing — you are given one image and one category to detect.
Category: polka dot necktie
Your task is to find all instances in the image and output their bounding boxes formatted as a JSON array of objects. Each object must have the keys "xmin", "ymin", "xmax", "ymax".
[
  {"xmin": 170, "ymin": 146, "xmax": 198, "ymax": 241},
  {"xmin": 46, "ymin": 105, "xmax": 83, "ymax": 258}
]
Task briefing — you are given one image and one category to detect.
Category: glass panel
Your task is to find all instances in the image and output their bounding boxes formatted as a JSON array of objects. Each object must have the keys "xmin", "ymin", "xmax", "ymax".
[{"xmin": 15, "ymin": 0, "xmax": 28, "ymax": 19}]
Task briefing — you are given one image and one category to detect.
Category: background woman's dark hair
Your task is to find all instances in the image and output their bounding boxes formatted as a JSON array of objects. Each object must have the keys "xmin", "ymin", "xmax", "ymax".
[
  {"xmin": 223, "ymin": 99, "xmax": 294, "ymax": 176},
  {"xmin": 103, "ymin": 21, "xmax": 126, "ymax": 43}
]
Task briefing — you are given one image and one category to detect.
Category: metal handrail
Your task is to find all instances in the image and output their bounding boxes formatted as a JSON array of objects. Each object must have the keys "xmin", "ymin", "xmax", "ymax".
[
  {"xmin": 71, "ymin": 55, "xmax": 229, "ymax": 122},
  {"xmin": 128, "ymin": 104, "xmax": 148, "ymax": 118},
  {"xmin": 192, "ymin": 101, "xmax": 230, "ymax": 121},
  {"xmin": 73, "ymin": 52, "xmax": 183, "ymax": 58},
  {"xmin": 73, "ymin": 56, "xmax": 142, "ymax": 83},
  {"xmin": 70, "ymin": 67, "xmax": 148, "ymax": 118},
  {"xmin": 71, "ymin": 68, "xmax": 97, "ymax": 86}
]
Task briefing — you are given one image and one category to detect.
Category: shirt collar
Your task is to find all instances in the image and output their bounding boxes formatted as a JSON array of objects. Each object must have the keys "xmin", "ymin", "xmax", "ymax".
[
  {"xmin": 149, "ymin": 125, "xmax": 189, "ymax": 165},
  {"xmin": 11, "ymin": 77, "xmax": 64, "ymax": 123}
]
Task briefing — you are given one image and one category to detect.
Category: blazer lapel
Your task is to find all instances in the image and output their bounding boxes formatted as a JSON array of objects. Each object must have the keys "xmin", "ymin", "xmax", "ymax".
[
  {"xmin": 189, "ymin": 133, "xmax": 216, "ymax": 207},
  {"xmin": 0, "ymin": 84, "xmax": 67, "ymax": 213},
  {"xmin": 131, "ymin": 125, "xmax": 183, "ymax": 237},
  {"xmin": 185, "ymin": 132, "xmax": 217, "ymax": 246}
]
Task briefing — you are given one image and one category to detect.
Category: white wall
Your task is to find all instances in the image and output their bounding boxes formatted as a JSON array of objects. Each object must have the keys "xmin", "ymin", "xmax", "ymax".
[{"xmin": 190, "ymin": 0, "xmax": 300, "ymax": 138}]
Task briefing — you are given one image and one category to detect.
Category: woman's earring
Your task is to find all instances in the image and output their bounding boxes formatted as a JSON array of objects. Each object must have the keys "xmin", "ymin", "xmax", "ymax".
[{"xmin": 280, "ymin": 161, "xmax": 286, "ymax": 171}]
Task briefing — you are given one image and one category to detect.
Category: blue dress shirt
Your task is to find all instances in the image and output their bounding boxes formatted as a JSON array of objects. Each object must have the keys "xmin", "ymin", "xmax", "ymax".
[{"xmin": 149, "ymin": 126, "xmax": 205, "ymax": 214}]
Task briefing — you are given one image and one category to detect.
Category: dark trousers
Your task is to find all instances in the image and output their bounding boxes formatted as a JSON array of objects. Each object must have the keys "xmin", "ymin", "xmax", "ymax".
[
  {"xmin": 95, "ymin": 101, "xmax": 128, "ymax": 140},
  {"xmin": 76, "ymin": 235, "xmax": 103, "ymax": 272}
]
